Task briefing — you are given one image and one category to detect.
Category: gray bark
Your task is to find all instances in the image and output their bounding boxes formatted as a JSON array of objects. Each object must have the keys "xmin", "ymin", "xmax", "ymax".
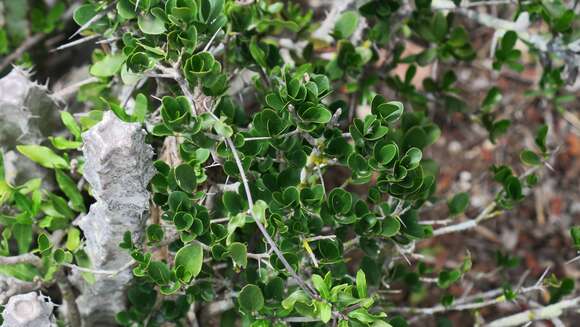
[
  {"xmin": 73, "ymin": 111, "xmax": 154, "ymax": 326},
  {"xmin": 0, "ymin": 67, "xmax": 63, "ymax": 185}
]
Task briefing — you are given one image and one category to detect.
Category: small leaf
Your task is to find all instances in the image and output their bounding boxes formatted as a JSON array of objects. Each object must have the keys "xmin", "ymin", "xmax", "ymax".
[
  {"xmin": 238, "ymin": 284, "xmax": 264, "ymax": 312},
  {"xmin": 448, "ymin": 192, "xmax": 469, "ymax": 216},
  {"xmin": 223, "ymin": 192, "xmax": 245, "ymax": 215},
  {"xmin": 570, "ymin": 226, "xmax": 580, "ymax": 249},
  {"xmin": 520, "ymin": 149, "xmax": 541, "ymax": 166},
  {"xmin": 311, "ymin": 274, "xmax": 330, "ymax": 299},
  {"xmin": 90, "ymin": 54, "xmax": 125, "ymax": 77},
  {"xmin": 334, "ymin": 11, "xmax": 359, "ymax": 39},
  {"xmin": 55, "ymin": 170, "xmax": 85, "ymax": 212},
  {"xmin": 437, "ymin": 269, "xmax": 461, "ymax": 288},
  {"xmin": 174, "ymin": 243, "xmax": 203, "ymax": 281},
  {"xmin": 66, "ymin": 227, "xmax": 81, "ymax": 252},
  {"xmin": 17, "ymin": 145, "xmax": 69, "ymax": 169},
  {"xmin": 228, "ymin": 242, "xmax": 247, "ymax": 268},
  {"xmin": 356, "ymin": 270, "xmax": 367, "ymax": 298},
  {"xmin": 147, "ymin": 224, "xmax": 164, "ymax": 243},
  {"xmin": 60, "ymin": 112, "xmax": 81, "ymax": 140},
  {"xmin": 138, "ymin": 13, "xmax": 166, "ymax": 35},
  {"xmin": 252, "ymin": 200, "xmax": 268, "ymax": 225},
  {"xmin": 174, "ymin": 164, "xmax": 197, "ymax": 193},
  {"xmin": 381, "ymin": 217, "xmax": 401, "ymax": 237}
]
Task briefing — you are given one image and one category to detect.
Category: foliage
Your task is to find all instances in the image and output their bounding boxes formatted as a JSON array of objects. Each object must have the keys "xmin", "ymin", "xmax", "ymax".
[{"xmin": 0, "ymin": 0, "xmax": 579, "ymax": 326}]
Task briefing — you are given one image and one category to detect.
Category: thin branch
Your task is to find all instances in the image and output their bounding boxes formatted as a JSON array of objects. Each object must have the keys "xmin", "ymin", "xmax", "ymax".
[
  {"xmin": 432, "ymin": 202, "xmax": 496, "ymax": 236},
  {"xmin": 224, "ymin": 137, "xmax": 318, "ymax": 299},
  {"xmin": 62, "ymin": 260, "xmax": 135, "ymax": 276},
  {"xmin": 0, "ymin": 34, "xmax": 45, "ymax": 71},
  {"xmin": 389, "ymin": 285, "xmax": 543, "ymax": 315},
  {"xmin": 51, "ymin": 34, "xmax": 99, "ymax": 52},
  {"xmin": 485, "ymin": 296, "xmax": 580, "ymax": 327},
  {"xmin": 55, "ymin": 269, "xmax": 82, "ymax": 327},
  {"xmin": 53, "ymin": 77, "xmax": 100, "ymax": 98},
  {"xmin": 0, "ymin": 253, "xmax": 43, "ymax": 268}
]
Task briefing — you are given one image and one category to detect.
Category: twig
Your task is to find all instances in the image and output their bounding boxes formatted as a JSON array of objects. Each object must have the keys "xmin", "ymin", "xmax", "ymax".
[
  {"xmin": 53, "ymin": 77, "xmax": 100, "ymax": 98},
  {"xmin": 432, "ymin": 202, "xmax": 496, "ymax": 236},
  {"xmin": 0, "ymin": 34, "xmax": 45, "ymax": 71},
  {"xmin": 0, "ymin": 253, "xmax": 43, "ymax": 268},
  {"xmin": 62, "ymin": 260, "xmax": 135, "ymax": 276},
  {"xmin": 55, "ymin": 270, "xmax": 81, "ymax": 327},
  {"xmin": 485, "ymin": 296, "xmax": 580, "ymax": 327},
  {"xmin": 389, "ymin": 285, "xmax": 543, "ymax": 315},
  {"xmin": 51, "ymin": 34, "xmax": 100, "ymax": 52},
  {"xmin": 224, "ymin": 137, "xmax": 318, "ymax": 299}
]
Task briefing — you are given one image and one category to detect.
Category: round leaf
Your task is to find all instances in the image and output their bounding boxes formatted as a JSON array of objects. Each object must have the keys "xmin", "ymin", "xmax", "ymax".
[{"xmin": 238, "ymin": 284, "xmax": 264, "ymax": 312}]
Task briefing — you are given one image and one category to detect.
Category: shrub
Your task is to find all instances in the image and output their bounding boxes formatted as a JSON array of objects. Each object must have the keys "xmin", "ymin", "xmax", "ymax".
[{"xmin": 0, "ymin": 0, "xmax": 579, "ymax": 326}]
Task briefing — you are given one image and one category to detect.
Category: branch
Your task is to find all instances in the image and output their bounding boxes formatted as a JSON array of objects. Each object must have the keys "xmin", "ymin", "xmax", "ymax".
[
  {"xmin": 224, "ymin": 137, "xmax": 318, "ymax": 300},
  {"xmin": 55, "ymin": 270, "xmax": 81, "ymax": 327},
  {"xmin": 389, "ymin": 285, "xmax": 543, "ymax": 315},
  {"xmin": 0, "ymin": 34, "xmax": 45, "ymax": 72},
  {"xmin": 62, "ymin": 260, "xmax": 135, "ymax": 276},
  {"xmin": 485, "ymin": 296, "xmax": 580, "ymax": 327},
  {"xmin": 431, "ymin": 201, "xmax": 497, "ymax": 236},
  {"xmin": 0, "ymin": 253, "xmax": 43, "ymax": 268}
]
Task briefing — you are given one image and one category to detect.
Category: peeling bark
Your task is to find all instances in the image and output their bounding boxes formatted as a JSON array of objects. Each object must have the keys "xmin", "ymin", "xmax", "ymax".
[{"xmin": 74, "ymin": 111, "xmax": 154, "ymax": 326}]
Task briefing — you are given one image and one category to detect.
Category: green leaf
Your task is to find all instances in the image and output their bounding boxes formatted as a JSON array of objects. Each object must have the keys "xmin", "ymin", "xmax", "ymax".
[
  {"xmin": 316, "ymin": 301, "xmax": 332, "ymax": 323},
  {"xmin": 571, "ymin": 226, "xmax": 580, "ymax": 249},
  {"xmin": 174, "ymin": 243, "xmax": 203, "ymax": 281},
  {"xmin": 535, "ymin": 124, "xmax": 548, "ymax": 154},
  {"xmin": 17, "ymin": 145, "xmax": 69, "ymax": 169},
  {"xmin": 249, "ymin": 37, "xmax": 268, "ymax": 68},
  {"xmin": 90, "ymin": 54, "xmax": 125, "ymax": 77},
  {"xmin": 148, "ymin": 261, "xmax": 172, "ymax": 285},
  {"xmin": 328, "ymin": 188, "xmax": 352, "ymax": 215},
  {"xmin": 75, "ymin": 250, "xmax": 95, "ymax": 284},
  {"xmin": 448, "ymin": 192, "xmax": 469, "ymax": 216},
  {"xmin": 238, "ymin": 284, "xmax": 264, "ymax": 312},
  {"xmin": 73, "ymin": 4, "xmax": 97, "ymax": 25},
  {"xmin": 334, "ymin": 11, "xmax": 359, "ymax": 39},
  {"xmin": 228, "ymin": 242, "xmax": 247, "ymax": 268},
  {"xmin": 66, "ymin": 227, "xmax": 81, "ymax": 252},
  {"xmin": 356, "ymin": 270, "xmax": 367, "ymax": 298},
  {"xmin": 376, "ymin": 144, "xmax": 398, "ymax": 165},
  {"xmin": 174, "ymin": 164, "xmax": 197, "ymax": 193},
  {"xmin": 381, "ymin": 217, "xmax": 401, "ymax": 237},
  {"xmin": 520, "ymin": 149, "xmax": 541, "ymax": 166},
  {"xmin": 312, "ymin": 274, "xmax": 330, "ymax": 299},
  {"xmin": 437, "ymin": 269, "xmax": 461, "ymax": 288},
  {"xmin": 60, "ymin": 111, "xmax": 81, "ymax": 140},
  {"xmin": 174, "ymin": 212, "xmax": 194, "ymax": 231},
  {"xmin": 501, "ymin": 31, "xmax": 518, "ymax": 50},
  {"xmin": 214, "ymin": 120, "xmax": 233, "ymax": 138},
  {"xmin": 55, "ymin": 170, "xmax": 85, "ymax": 212},
  {"xmin": 138, "ymin": 13, "xmax": 166, "ymax": 35},
  {"xmin": 37, "ymin": 233, "xmax": 51, "ymax": 253},
  {"xmin": 147, "ymin": 224, "xmax": 164, "ymax": 243},
  {"xmin": 252, "ymin": 200, "xmax": 268, "ymax": 225},
  {"xmin": 133, "ymin": 94, "xmax": 148, "ymax": 123},
  {"xmin": 223, "ymin": 191, "xmax": 245, "ymax": 215},
  {"xmin": 282, "ymin": 289, "xmax": 310, "ymax": 310},
  {"xmin": 432, "ymin": 12, "xmax": 448, "ymax": 42}
]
